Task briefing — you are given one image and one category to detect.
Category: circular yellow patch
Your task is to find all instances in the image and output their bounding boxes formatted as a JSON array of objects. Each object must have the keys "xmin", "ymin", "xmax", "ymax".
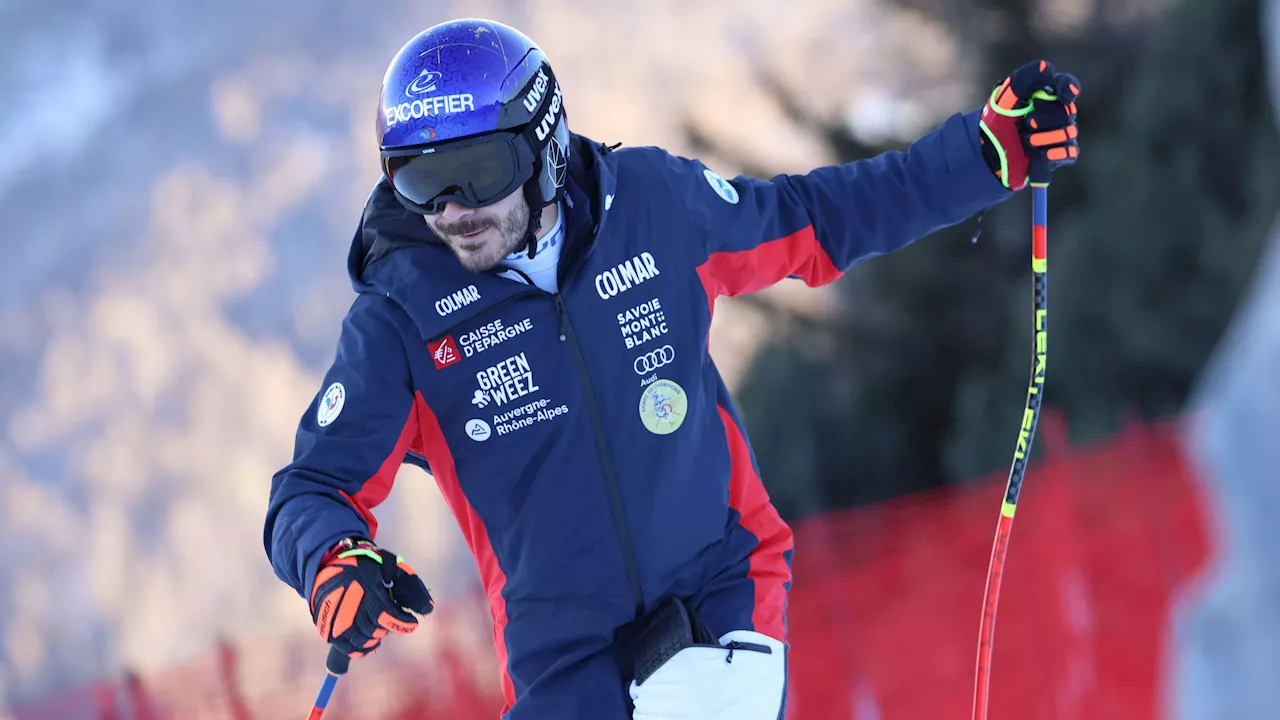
[{"xmin": 638, "ymin": 379, "xmax": 688, "ymax": 435}]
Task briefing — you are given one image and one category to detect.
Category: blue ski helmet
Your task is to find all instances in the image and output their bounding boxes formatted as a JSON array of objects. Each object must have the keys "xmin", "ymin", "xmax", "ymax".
[{"xmin": 376, "ymin": 19, "xmax": 570, "ymax": 225}]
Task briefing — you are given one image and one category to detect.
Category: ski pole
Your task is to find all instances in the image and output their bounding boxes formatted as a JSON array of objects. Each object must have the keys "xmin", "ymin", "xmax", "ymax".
[
  {"xmin": 307, "ymin": 646, "xmax": 350, "ymax": 720},
  {"xmin": 972, "ymin": 104, "xmax": 1055, "ymax": 720}
]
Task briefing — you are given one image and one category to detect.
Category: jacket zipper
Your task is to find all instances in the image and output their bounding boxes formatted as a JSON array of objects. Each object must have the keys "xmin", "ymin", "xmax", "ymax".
[{"xmin": 554, "ymin": 292, "xmax": 647, "ymax": 619}]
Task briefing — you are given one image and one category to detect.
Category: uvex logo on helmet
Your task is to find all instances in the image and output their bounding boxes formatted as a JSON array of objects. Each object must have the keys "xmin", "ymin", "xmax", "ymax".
[
  {"xmin": 523, "ymin": 68, "xmax": 550, "ymax": 113},
  {"xmin": 535, "ymin": 83, "xmax": 563, "ymax": 142}
]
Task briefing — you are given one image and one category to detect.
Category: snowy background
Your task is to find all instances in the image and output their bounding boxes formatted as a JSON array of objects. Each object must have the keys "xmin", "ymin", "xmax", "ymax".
[
  {"xmin": 0, "ymin": 0, "xmax": 969, "ymax": 704},
  {"xmin": 1171, "ymin": 0, "xmax": 1280, "ymax": 715}
]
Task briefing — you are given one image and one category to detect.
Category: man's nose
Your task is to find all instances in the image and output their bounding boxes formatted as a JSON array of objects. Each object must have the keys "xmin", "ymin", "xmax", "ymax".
[{"xmin": 437, "ymin": 201, "xmax": 474, "ymax": 222}]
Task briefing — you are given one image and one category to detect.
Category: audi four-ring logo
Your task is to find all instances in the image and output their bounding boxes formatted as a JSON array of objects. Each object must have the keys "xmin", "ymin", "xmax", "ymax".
[{"xmin": 634, "ymin": 345, "xmax": 676, "ymax": 374}]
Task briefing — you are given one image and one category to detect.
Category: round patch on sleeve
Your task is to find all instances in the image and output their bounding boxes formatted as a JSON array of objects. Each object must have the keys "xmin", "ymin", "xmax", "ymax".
[
  {"xmin": 317, "ymin": 382, "xmax": 346, "ymax": 427},
  {"xmin": 703, "ymin": 168, "xmax": 740, "ymax": 204}
]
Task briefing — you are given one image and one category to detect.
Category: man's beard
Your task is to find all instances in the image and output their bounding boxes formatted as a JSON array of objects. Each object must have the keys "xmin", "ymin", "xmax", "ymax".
[{"xmin": 435, "ymin": 200, "xmax": 531, "ymax": 272}]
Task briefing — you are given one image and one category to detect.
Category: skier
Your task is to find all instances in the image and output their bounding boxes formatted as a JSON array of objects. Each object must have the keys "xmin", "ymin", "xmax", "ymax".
[{"xmin": 264, "ymin": 17, "xmax": 1080, "ymax": 720}]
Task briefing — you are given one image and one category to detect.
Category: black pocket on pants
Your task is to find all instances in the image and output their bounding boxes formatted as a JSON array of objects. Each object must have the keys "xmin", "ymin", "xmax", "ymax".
[{"xmin": 627, "ymin": 595, "xmax": 720, "ymax": 686}]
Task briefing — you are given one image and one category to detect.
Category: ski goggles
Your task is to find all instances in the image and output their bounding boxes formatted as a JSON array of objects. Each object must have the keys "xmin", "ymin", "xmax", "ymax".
[{"xmin": 381, "ymin": 130, "xmax": 540, "ymax": 215}]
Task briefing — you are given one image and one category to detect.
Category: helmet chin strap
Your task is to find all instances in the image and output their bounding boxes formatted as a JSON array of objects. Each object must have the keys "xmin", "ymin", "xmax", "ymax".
[
  {"xmin": 519, "ymin": 118, "xmax": 568, "ymax": 260},
  {"xmin": 521, "ymin": 180, "xmax": 545, "ymax": 260}
]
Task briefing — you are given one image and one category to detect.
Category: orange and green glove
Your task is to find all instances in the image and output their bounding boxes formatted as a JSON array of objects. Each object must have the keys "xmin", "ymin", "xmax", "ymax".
[
  {"xmin": 979, "ymin": 60, "xmax": 1081, "ymax": 189},
  {"xmin": 309, "ymin": 538, "xmax": 434, "ymax": 658}
]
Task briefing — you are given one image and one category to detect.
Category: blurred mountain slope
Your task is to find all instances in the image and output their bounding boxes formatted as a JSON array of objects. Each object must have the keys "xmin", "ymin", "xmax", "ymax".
[
  {"xmin": 0, "ymin": 0, "xmax": 969, "ymax": 705},
  {"xmin": 1169, "ymin": 2, "xmax": 1280, "ymax": 716}
]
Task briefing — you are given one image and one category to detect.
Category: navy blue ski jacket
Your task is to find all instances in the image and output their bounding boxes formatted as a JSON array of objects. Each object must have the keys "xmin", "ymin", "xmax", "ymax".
[{"xmin": 265, "ymin": 109, "xmax": 1011, "ymax": 711}]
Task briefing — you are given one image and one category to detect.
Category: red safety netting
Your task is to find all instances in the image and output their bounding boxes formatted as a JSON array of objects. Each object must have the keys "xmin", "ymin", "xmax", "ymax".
[{"xmin": 7, "ymin": 414, "xmax": 1214, "ymax": 720}]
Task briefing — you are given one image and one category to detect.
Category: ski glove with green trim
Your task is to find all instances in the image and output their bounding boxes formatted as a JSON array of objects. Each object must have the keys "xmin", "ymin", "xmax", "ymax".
[
  {"xmin": 309, "ymin": 538, "xmax": 434, "ymax": 658},
  {"xmin": 979, "ymin": 60, "xmax": 1081, "ymax": 190}
]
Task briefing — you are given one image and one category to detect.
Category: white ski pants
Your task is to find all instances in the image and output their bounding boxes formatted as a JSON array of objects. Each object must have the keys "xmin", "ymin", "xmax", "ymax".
[{"xmin": 628, "ymin": 630, "xmax": 787, "ymax": 720}]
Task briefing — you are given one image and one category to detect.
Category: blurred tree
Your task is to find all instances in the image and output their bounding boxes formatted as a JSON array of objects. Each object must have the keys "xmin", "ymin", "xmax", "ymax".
[
  {"xmin": 949, "ymin": 0, "xmax": 1280, "ymax": 473},
  {"xmin": 690, "ymin": 0, "xmax": 1280, "ymax": 518}
]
